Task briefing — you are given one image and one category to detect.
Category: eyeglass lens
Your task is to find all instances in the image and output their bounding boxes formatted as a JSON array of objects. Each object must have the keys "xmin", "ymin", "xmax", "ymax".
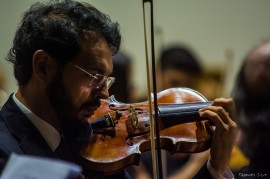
[{"xmin": 91, "ymin": 75, "xmax": 115, "ymax": 90}]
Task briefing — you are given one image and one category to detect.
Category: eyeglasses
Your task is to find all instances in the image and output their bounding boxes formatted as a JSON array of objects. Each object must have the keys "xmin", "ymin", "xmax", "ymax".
[{"xmin": 65, "ymin": 61, "xmax": 115, "ymax": 90}]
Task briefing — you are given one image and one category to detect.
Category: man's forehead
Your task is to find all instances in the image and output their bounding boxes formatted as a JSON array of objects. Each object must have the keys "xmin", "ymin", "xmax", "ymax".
[
  {"xmin": 245, "ymin": 41, "xmax": 270, "ymax": 97},
  {"xmin": 249, "ymin": 41, "xmax": 270, "ymax": 62},
  {"xmin": 246, "ymin": 42, "xmax": 270, "ymax": 72},
  {"xmin": 74, "ymin": 32, "xmax": 112, "ymax": 75}
]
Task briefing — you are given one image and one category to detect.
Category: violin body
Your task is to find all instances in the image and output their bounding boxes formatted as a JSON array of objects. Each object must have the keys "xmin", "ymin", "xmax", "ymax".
[{"xmin": 80, "ymin": 88, "xmax": 213, "ymax": 174}]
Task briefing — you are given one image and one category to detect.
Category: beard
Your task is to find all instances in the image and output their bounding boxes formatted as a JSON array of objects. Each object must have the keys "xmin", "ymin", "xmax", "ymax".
[{"xmin": 46, "ymin": 71, "xmax": 99, "ymax": 143}]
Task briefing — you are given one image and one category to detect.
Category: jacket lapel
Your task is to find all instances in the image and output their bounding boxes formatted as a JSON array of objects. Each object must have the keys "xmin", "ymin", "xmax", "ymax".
[{"xmin": 1, "ymin": 94, "xmax": 55, "ymax": 158}]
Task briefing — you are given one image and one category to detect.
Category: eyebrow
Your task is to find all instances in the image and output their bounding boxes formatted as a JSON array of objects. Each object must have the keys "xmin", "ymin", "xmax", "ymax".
[
  {"xmin": 84, "ymin": 54, "xmax": 112, "ymax": 75},
  {"xmin": 85, "ymin": 64, "xmax": 112, "ymax": 76}
]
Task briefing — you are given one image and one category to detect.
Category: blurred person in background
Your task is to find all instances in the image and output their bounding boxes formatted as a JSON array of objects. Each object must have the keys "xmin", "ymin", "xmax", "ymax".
[
  {"xmin": 157, "ymin": 45, "xmax": 202, "ymax": 91},
  {"xmin": 109, "ymin": 51, "xmax": 136, "ymax": 103},
  {"xmin": 137, "ymin": 45, "xmax": 211, "ymax": 179},
  {"xmin": 232, "ymin": 39, "xmax": 270, "ymax": 178}
]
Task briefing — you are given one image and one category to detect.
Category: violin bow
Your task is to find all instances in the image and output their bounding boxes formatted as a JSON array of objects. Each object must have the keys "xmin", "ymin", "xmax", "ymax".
[{"xmin": 142, "ymin": 1, "xmax": 163, "ymax": 178}]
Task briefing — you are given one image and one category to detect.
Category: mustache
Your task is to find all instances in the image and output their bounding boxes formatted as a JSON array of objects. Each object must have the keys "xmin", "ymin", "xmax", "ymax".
[{"xmin": 79, "ymin": 99, "xmax": 101, "ymax": 110}]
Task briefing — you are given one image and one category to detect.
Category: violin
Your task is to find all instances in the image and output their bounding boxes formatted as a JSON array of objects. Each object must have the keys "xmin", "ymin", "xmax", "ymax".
[{"xmin": 79, "ymin": 87, "xmax": 214, "ymax": 174}]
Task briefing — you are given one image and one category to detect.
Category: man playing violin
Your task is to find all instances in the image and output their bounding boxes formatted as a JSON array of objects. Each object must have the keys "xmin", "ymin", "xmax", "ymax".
[{"xmin": 0, "ymin": 0, "xmax": 237, "ymax": 178}]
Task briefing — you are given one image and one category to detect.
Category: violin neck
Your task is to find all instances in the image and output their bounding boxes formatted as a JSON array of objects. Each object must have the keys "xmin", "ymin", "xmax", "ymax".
[{"xmin": 158, "ymin": 101, "xmax": 212, "ymax": 128}]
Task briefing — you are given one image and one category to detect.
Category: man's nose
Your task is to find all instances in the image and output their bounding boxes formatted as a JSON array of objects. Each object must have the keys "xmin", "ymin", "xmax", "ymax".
[{"xmin": 94, "ymin": 87, "xmax": 110, "ymax": 99}]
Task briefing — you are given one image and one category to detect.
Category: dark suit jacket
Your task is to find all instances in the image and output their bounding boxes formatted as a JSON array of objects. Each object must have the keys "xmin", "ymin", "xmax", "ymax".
[{"xmin": 0, "ymin": 94, "xmax": 57, "ymax": 167}]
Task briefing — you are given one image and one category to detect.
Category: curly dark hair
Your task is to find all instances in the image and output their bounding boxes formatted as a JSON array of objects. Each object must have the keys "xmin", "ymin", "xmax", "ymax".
[
  {"xmin": 7, "ymin": 0, "xmax": 121, "ymax": 85},
  {"xmin": 158, "ymin": 45, "xmax": 202, "ymax": 75}
]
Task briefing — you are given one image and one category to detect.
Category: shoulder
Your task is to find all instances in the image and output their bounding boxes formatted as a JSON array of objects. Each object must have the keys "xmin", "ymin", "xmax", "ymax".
[
  {"xmin": 0, "ymin": 118, "xmax": 23, "ymax": 157},
  {"xmin": 0, "ymin": 116, "xmax": 23, "ymax": 173},
  {"xmin": 0, "ymin": 117, "xmax": 24, "ymax": 173}
]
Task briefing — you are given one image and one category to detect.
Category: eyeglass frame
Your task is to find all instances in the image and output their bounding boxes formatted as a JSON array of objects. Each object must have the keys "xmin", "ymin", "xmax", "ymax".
[{"xmin": 64, "ymin": 60, "xmax": 115, "ymax": 90}]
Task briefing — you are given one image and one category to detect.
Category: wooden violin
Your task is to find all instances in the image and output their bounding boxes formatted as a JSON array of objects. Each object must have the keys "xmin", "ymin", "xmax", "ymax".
[{"xmin": 79, "ymin": 88, "xmax": 214, "ymax": 174}]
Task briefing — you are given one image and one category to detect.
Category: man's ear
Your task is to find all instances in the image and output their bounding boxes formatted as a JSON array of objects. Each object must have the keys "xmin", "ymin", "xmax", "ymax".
[{"xmin": 32, "ymin": 50, "xmax": 54, "ymax": 81}]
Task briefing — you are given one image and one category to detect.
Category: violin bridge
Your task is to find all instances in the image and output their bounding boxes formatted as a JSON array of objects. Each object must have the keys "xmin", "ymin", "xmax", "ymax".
[
  {"xmin": 125, "ymin": 105, "xmax": 138, "ymax": 136},
  {"xmin": 125, "ymin": 105, "xmax": 150, "ymax": 145},
  {"xmin": 128, "ymin": 105, "xmax": 138, "ymax": 128}
]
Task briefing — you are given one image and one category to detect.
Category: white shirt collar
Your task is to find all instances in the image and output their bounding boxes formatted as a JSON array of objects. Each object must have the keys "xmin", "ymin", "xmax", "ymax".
[{"xmin": 12, "ymin": 93, "xmax": 61, "ymax": 151}]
